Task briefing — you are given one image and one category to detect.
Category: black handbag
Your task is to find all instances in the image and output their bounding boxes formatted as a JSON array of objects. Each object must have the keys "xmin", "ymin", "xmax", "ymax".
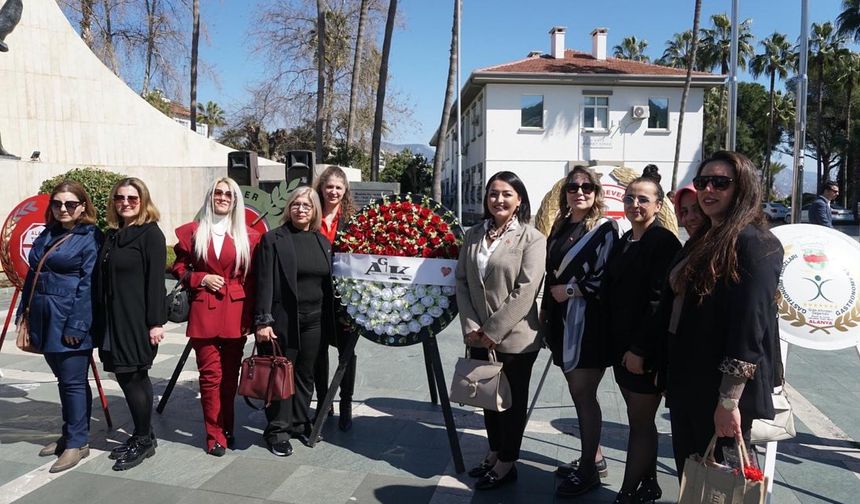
[{"xmin": 166, "ymin": 269, "xmax": 191, "ymax": 323}]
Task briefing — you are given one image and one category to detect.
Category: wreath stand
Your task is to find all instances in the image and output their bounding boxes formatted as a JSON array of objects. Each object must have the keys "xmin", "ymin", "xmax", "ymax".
[{"xmin": 307, "ymin": 330, "xmax": 465, "ymax": 474}]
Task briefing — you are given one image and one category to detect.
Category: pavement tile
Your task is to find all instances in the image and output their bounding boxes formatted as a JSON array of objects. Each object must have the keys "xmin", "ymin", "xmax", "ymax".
[
  {"xmin": 0, "ymin": 461, "xmax": 39, "ymax": 487},
  {"xmin": 11, "ymin": 471, "xmax": 190, "ymax": 504},
  {"xmin": 268, "ymin": 465, "xmax": 366, "ymax": 504},
  {"xmin": 351, "ymin": 473, "xmax": 437, "ymax": 504},
  {"xmin": 176, "ymin": 489, "xmax": 268, "ymax": 504},
  {"xmin": 199, "ymin": 456, "xmax": 299, "ymax": 499}
]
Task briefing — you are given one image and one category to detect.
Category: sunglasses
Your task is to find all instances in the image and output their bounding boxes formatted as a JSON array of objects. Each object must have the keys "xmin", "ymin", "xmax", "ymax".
[
  {"xmin": 692, "ymin": 175, "xmax": 734, "ymax": 191},
  {"xmin": 51, "ymin": 200, "xmax": 82, "ymax": 211},
  {"xmin": 622, "ymin": 195, "xmax": 653, "ymax": 205},
  {"xmin": 565, "ymin": 182, "xmax": 596, "ymax": 195},
  {"xmin": 213, "ymin": 189, "xmax": 233, "ymax": 199},
  {"xmin": 113, "ymin": 194, "xmax": 140, "ymax": 205}
]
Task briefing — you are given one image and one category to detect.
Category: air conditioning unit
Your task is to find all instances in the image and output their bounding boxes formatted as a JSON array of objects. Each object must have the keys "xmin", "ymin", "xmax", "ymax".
[{"xmin": 631, "ymin": 105, "xmax": 650, "ymax": 120}]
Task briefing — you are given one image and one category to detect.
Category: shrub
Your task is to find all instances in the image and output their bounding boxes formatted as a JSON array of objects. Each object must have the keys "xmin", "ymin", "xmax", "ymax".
[{"xmin": 39, "ymin": 167, "xmax": 127, "ymax": 231}]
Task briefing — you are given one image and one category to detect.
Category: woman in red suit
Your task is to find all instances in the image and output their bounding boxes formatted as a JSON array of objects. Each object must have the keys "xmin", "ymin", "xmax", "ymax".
[{"xmin": 171, "ymin": 177, "xmax": 261, "ymax": 456}]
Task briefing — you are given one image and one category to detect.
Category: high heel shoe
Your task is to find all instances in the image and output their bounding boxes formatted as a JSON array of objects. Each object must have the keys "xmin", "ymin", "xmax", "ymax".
[
  {"xmin": 636, "ymin": 475, "xmax": 662, "ymax": 503},
  {"xmin": 612, "ymin": 489, "xmax": 639, "ymax": 504}
]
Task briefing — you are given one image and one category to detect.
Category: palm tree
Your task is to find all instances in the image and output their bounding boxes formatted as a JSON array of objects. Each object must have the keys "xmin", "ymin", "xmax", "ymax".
[
  {"xmin": 658, "ymin": 30, "xmax": 694, "ymax": 69},
  {"xmin": 190, "ymin": 0, "xmax": 200, "ymax": 132},
  {"xmin": 750, "ymin": 32, "xmax": 795, "ymax": 200},
  {"xmin": 315, "ymin": 0, "xmax": 327, "ymax": 164},
  {"xmin": 433, "ymin": 0, "xmax": 459, "ymax": 202},
  {"xmin": 370, "ymin": 0, "xmax": 397, "ymax": 181},
  {"xmin": 672, "ymin": 0, "xmax": 702, "ymax": 190},
  {"xmin": 346, "ymin": 0, "xmax": 371, "ymax": 150},
  {"xmin": 613, "ymin": 36, "xmax": 650, "ymax": 62},
  {"xmin": 837, "ymin": 0, "xmax": 860, "ymax": 42},
  {"xmin": 809, "ymin": 22, "xmax": 845, "ymax": 192},
  {"xmin": 835, "ymin": 51, "xmax": 860, "ymax": 207},
  {"xmin": 197, "ymin": 101, "xmax": 226, "ymax": 138},
  {"xmin": 698, "ymin": 13, "xmax": 755, "ymax": 149}
]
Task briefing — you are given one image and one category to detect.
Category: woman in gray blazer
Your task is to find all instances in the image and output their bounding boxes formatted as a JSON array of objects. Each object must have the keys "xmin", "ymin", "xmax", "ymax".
[{"xmin": 455, "ymin": 171, "xmax": 547, "ymax": 491}]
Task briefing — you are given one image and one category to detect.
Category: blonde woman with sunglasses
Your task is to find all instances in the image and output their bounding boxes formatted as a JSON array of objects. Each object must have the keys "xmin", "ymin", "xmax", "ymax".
[{"xmin": 171, "ymin": 177, "xmax": 261, "ymax": 456}]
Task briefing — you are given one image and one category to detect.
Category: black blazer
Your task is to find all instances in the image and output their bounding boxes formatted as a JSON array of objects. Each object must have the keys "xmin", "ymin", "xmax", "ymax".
[
  {"xmin": 663, "ymin": 224, "xmax": 783, "ymax": 420},
  {"xmin": 253, "ymin": 224, "xmax": 337, "ymax": 354},
  {"xmin": 601, "ymin": 225, "xmax": 681, "ymax": 366}
]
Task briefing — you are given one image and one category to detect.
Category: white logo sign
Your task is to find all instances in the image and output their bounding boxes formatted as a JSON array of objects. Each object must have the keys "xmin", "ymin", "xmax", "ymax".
[{"xmin": 20, "ymin": 223, "xmax": 45, "ymax": 262}]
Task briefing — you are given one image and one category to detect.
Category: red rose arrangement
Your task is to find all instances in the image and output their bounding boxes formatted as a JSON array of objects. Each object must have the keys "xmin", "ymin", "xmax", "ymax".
[{"xmin": 334, "ymin": 194, "xmax": 464, "ymax": 346}]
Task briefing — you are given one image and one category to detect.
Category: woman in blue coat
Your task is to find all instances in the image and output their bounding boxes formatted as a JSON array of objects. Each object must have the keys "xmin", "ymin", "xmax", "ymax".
[{"xmin": 16, "ymin": 180, "xmax": 103, "ymax": 473}]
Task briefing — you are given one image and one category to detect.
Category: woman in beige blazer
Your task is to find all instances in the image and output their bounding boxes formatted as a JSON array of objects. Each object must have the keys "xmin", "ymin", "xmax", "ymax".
[{"xmin": 456, "ymin": 171, "xmax": 547, "ymax": 491}]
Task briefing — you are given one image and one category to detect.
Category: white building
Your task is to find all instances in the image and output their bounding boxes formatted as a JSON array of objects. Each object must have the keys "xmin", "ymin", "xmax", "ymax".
[{"xmin": 433, "ymin": 26, "xmax": 724, "ymax": 222}]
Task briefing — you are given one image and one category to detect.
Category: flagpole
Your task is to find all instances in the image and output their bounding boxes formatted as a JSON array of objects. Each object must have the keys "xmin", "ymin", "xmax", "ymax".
[
  {"xmin": 726, "ymin": 0, "xmax": 739, "ymax": 150},
  {"xmin": 791, "ymin": 0, "xmax": 809, "ymax": 223}
]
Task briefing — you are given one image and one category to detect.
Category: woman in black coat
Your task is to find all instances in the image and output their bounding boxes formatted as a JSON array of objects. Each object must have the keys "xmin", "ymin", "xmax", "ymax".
[
  {"xmin": 663, "ymin": 151, "xmax": 783, "ymax": 478},
  {"xmin": 254, "ymin": 186, "xmax": 337, "ymax": 457},
  {"xmin": 601, "ymin": 168, "xmax": 680, "ymax": 503},
  {"xmin": 94, "ymin": 177, "xmax": 167, "ymax": 471}
]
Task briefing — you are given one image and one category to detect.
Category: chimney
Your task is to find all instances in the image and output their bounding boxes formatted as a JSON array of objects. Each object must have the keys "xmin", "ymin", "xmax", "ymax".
[
  {"xmin": 549, "ymin": 26, "xmax": 566, "ymax": 59},
  {"xmin": 591, "ymin": 27, "xmax": 608, "ymax": 60}
]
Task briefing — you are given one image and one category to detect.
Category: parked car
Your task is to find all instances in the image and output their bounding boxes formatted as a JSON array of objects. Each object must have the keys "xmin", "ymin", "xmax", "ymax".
[
  {"xmin": 762, "ymin": 202, "xmax": 790, "ymax": 222},
  {"xmin": 783, "ymin": 204, "xmax": 856, "ymax": 224}
]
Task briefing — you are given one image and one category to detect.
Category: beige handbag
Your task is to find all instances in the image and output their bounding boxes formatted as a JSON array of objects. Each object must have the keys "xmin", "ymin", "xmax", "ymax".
[
  {"xmin": 679, "ymin": 435, "xmax": 766, "ymax": 504},
  {"xmin": 751, "ymin": 391, "xmax": 795, "ymax": 444},
  {"xmin": 449, "ymin": 348, "xmax": 511, "ymax": 411}
]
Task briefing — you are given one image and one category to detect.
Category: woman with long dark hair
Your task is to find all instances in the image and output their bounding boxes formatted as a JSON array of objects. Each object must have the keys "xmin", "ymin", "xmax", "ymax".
[
  {"xmin": 456, "ymin": 171, "xmax": 546, "ymax": 490},
  {"xmin": 18, "ymin": 180, "xmax": 102, "ymax": 473},
  {"xmin": 172, "ymin": 177, "xmax": 260, "ymax": 455},
  {"xmin": 313, "ymin": 166, "xmax": 358, "ymax": 430},
  {"xmin": 542, "ymin": 166, "xmax": 619, "ymax": 498},
  {"xmin": 601, "ymin": 167, "xmax": 680, "ymax": 503},
  {"xmin": 664, "ymin": 151, "xmax": 783, "ymax": 477},
  {"xmin": 94, "ymin": 177, "xmax": 167, "ymax": 471}
]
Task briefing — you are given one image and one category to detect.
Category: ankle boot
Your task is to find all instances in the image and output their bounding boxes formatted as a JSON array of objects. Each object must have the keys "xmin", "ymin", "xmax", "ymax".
[
  {"xmin": 39, "ymin": 436, "xmax": 65, "ymax": 457},
  {"xmin": 636, "ymin": 475, "xmax": 662, "ymax": 503},
  {"xmin": 50, "ymin": 445, "xmax": 90, "ymax": 473},
  {"xmin": 112, "ymin": 435, "xmax": 155, "ymax": 471},
  {"xmin": 109, "ymin": 431, "xmax": 157, "ymax": 460}
]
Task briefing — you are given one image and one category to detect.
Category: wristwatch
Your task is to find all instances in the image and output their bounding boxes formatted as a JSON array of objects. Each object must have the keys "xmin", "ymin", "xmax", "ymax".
[
  {"xmin": 565, "ymin": 285, "xmax": 576, "ymax": 297},
  {"xmin": 719, "ymin": 396, "xmax": 739, "ymax": 411}
]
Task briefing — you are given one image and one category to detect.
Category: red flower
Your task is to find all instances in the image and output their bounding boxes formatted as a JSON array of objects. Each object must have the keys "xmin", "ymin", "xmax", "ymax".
[
  {"xmin": 368, "ymin": 209, "xmax": 378, "ymax": 218},
  {"xmin": 417, "ymin": 236, "xmax": 428, "ymax": 246},
  {"xmin": 431, "ymin": 214, "xmax": 442, "ymax": 225},
  {"xmin": 743, "ymin": 466, "xmax": 764, "ymax": 482},
  {"xmin": 430, "ymin": 236, "xmax": 442, "ymax": 247},
  {"xmin": 444, "ymin": 232, "xmax": 456, "ymax": 243},
  {"xmin": 421, "ymin": 247, "xmax": 433, "ymax": 257},
  {"xmin": 420, "ymin": 208, "xmax": 431, "ymax": 218},
  {"xmin": 438, "ymin": 222, "xmax": 450, "ymax": 233}
]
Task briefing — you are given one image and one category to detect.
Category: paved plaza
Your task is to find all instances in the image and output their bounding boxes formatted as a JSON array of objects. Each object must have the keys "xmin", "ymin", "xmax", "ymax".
[{"xmin": 0, "ymin": 285, "xmax": 859, "ymax": 504}]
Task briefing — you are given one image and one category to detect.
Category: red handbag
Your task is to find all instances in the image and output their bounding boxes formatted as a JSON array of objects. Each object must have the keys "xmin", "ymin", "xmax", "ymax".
[{"xmin": 239, "ymin": 340, "xmax": 295, "ymax": 407}]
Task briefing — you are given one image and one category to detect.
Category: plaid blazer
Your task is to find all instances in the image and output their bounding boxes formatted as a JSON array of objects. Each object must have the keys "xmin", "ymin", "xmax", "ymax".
[{"xmin": 455, "ymin": 222, "xmax": 546, "ymax": 354}]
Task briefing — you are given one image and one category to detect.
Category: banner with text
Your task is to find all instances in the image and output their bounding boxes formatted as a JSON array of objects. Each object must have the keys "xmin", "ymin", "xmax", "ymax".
[{"xmin": 333, "ymin": 253, "xmax": 457, "ymax": 287}]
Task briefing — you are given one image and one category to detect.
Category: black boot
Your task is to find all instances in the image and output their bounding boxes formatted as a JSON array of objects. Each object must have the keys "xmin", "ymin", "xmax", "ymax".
[
  {"xmin": 111, "ymin": 435, "xmax": 155, "ymax": 471},
  {"xmin": 109, "ymin": 430, "xmax": 157, "ymax": 460},
  {"xmin": 636, "ymin": 475, "xmax": 662, "ymax": 503}
]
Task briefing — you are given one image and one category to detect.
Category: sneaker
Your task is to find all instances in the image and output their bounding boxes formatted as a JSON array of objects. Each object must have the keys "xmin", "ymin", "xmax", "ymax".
[
  {"xmin": 555, "ymin": 456, "xmax": 608, "ymax": 478},
  {"xmin": 556, "ymin": 467, "xmax": 600, "ymax": 498}
]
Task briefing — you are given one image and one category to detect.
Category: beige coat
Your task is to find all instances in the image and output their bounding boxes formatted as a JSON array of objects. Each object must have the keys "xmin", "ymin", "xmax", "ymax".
[{"xmin": 455, "ymin": 222, "xmax": 547, "ymax": 354}]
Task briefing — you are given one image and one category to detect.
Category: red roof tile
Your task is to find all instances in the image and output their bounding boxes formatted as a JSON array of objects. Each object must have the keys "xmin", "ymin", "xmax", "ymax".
[{"xmin": 478, "ymin": 49, "xmax": 716, "ymax": 77}]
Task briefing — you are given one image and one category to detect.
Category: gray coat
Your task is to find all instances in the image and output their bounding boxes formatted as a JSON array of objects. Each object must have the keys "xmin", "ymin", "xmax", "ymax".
[{"xmin": 455, "ymin": 222, "xmax": 546, "ymax": 354}]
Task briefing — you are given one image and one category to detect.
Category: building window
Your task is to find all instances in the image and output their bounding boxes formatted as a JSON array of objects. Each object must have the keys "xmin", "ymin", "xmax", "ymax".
[
  {"xmin": 521, "ymin": 95, "xmax": 543, "ymax": 128},
  {"xmin": 583, "ymin": 96, "xmax": 609, "ymax": 129},
  {"xmin": 471, "ymin": 103, "xmax": 478, "ymax": 141},
  {"xmin": 463, "ymin": 112, "xmax": 470, "ymax": 151},
  {"xmin": 648, "ymin": 97, "xmax": 669, "ymax": 129},
  {"xmin": 476, "ymin": 98, "xmax": 483, "ymax": 136}
]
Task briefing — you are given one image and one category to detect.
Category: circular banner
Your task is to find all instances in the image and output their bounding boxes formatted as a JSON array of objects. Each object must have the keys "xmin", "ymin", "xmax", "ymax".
[
  {"xmin": 772, "ymin": 224, "xmax": 860, "ymax": 350},
  {"xmin": 1, "ymin": 194, "xmax": 50, "ymax": 289},
  {"xmin": 333, "ymin": 194, "xmax": 464, "ymax": 346}
]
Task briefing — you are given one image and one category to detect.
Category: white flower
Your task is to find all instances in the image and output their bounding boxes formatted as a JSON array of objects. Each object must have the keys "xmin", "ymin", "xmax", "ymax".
[
  {"xmin": 404, "ymin": 293, "xmax": 417, "ymax": 304},
  {"xmin": 428, "ymin": 306, "xmax": 444, "ymax": 318},
  {"xmin": 415, "ymin": 286, "xmax": 427, "ymax": 298},
  {"xmin": 421, "ymin": 296, "xmax": 435, "ymax": 307},
  {"xmin": 374, "ymin": 325, "xmax": 385, "ymax": 335},
  {"xmin": 399, "ymin": 310, "xmax": 413, "ymax": 321},
  {"xmin": 396, "ymin": 324, "xmax": 409, "ymax": 336},
  {"xmin": 392, "ymin": 298, "xmax": 406, "ymax": 311},
  {"xmin": 408, "ymin": 320, "xmax": 422, "ymax": 333},
  {"xmin": 384, "ymin": 324, "xmax": 397, "ymax": 336},
  {"xmin": 419, "ymin": 314, "xmax": 434, "ymax": 326},
  {"xmin": 380, "ymin": 301, "xmax": 392, "ymax": 313},
  {"xmin": 381, "ymin": 288, "xmax": 394, "ymax": 301},
  {"xmin": 442, "ymin": 286, "xmax": 456, "ymax": 296},
  {"xmin": 428, "ymin": 286, "xmax": 442, "ymax": 297},
  {"xmin": 346, "ymin": 305, "xmax": 358, "ymax": 316},
  {"xmin": 437, "ymin": 297, "xmax": 450, "ymax": 309},
  {"xmin": 393, "ymin": 286, "xmax": 407, "ymax": 297},
  {"xmin": 410, "ymin": 303, "xmax": 425, "ymax": 315}
]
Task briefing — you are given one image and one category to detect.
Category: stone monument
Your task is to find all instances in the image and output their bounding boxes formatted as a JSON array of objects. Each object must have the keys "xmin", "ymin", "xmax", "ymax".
[{"xmin": 0, "ymin": 0, "xmax": 23, "ymax": 158}]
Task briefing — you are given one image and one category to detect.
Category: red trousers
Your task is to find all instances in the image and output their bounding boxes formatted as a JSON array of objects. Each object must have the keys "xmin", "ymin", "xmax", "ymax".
[{"xmin": 191, "ymin": 337, "xmax": 245, "ymax": 450}]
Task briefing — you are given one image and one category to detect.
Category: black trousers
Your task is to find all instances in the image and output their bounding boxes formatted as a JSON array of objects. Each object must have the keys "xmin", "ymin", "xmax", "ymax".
[
  {"xmin": 314, "ymin": 328, "xmax": 357, "ymax": 404},
  {"xmin": 264, "ymin": 312, "xmax": 325, "ymax": 443},
  {"xmin": 471, "ymin": 347, "xmax": 539, "ymax": 463},
  {"xmin": 669, "ymin": 396, "xmax": 754, "ymax": 480}
]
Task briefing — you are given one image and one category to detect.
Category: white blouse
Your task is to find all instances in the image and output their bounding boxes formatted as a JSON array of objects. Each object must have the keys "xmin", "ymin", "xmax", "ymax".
[
  {"xmin": 477, "ymin": 218, "xmax": 519, "ymax": 280},
  {"xmin": 211, "ymin": 215, "xmax": 228, "ymax": 259}
]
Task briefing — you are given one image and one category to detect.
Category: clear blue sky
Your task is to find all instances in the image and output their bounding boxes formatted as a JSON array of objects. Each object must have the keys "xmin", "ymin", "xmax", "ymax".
[{"xmin": 197, "ymin": 0, "xmax": 850, "ymax": 146}]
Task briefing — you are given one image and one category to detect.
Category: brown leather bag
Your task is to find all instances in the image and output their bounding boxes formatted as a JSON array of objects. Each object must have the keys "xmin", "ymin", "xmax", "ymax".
[
  {"xmin": 16, "ymin": 233, "xmax": 75, "ymax": 354},
  {"xmin": 239, "ymin": 340, "xmax": 295, "ymax": 407}
]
